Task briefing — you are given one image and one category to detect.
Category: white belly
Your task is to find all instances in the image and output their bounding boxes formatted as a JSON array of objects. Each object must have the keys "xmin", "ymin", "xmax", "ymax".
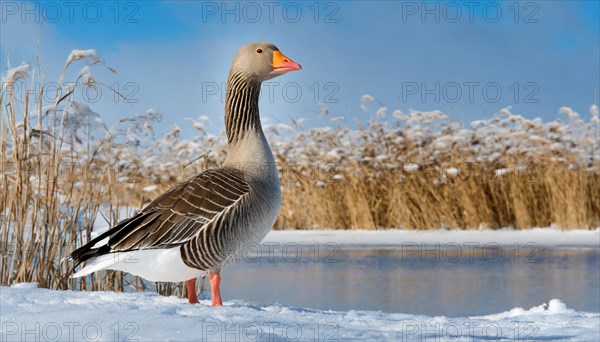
[{"xmin": 72, "ymin": 247, "xmax": 204, "ymax": 282}]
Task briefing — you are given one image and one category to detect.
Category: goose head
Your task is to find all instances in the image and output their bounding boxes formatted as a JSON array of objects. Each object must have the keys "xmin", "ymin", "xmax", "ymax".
[{"xmin": 230, "ymin": 42, "xmax": 302, "ymax": 82}]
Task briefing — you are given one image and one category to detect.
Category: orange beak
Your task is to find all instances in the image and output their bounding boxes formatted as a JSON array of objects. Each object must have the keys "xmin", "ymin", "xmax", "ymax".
[{"xmin": 272, "ymin": 50, "xmax": 302, "ymax": 73}]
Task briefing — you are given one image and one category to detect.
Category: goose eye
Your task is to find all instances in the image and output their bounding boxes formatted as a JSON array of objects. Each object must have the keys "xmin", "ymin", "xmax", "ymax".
[{"xmin": 256, "ymin": 48, "xmax": 263, "ymax": 53}]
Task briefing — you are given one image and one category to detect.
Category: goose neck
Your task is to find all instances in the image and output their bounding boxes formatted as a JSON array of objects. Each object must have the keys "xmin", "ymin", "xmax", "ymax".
[
  {"xmin": 223, "ymin": 70, "xmax": 277, "ymax": 181},
  {"xmin": 224, "ymin": 71, "xmax": 262, "ymax": 145}
]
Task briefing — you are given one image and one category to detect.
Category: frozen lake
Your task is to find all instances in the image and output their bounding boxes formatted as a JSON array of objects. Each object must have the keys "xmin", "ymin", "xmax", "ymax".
[{"xmin": 220, "ymin": 245, "xmax": 600, "ymax": 317}]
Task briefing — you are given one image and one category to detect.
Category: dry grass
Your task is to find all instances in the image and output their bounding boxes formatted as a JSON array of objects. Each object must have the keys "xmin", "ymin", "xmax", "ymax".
[
  {"xmin": 1, "ymin": 51, "xmax": 598, "ymax": 292},
  {"xmin": 279, "ymin": 164, "xmax": 599, "ymax": 230}
]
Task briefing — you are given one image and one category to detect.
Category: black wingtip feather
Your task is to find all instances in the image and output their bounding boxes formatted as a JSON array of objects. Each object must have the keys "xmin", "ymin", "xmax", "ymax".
[{"xmin": 70, "ymin": 212, "xmax": 151, "ymax": 267}]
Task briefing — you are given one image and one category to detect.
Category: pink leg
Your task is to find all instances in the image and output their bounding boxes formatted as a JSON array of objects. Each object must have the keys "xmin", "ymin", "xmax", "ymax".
[
  {"xmin": 186, "ymin": 278, "xmax": 199, "ymax": 304},
  {"xmin": 209, "ymin": 271, "xmax": 222, "ymax": 307}
]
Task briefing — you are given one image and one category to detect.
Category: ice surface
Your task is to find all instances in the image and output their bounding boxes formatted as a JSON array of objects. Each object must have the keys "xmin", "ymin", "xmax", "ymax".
[{"xmin": 263, "ymin": 228, "xmax": 600, "ymax": 249}]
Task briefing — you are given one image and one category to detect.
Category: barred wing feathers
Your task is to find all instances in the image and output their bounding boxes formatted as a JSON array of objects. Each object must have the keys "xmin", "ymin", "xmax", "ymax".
[{"xmin": 71, "ymin": 168, "xmax": 250, "ymax": 267}]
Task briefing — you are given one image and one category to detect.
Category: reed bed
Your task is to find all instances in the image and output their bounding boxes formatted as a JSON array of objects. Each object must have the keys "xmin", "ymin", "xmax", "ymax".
[{"xmin": 1, "ymin": 51, "xmax": 598, "ymax": 292}]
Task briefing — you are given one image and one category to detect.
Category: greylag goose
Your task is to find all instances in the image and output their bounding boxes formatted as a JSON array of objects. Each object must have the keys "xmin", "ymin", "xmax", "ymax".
[{"xmin": 71, "ymin": 42, "xmax": 301, "ymax": 306}]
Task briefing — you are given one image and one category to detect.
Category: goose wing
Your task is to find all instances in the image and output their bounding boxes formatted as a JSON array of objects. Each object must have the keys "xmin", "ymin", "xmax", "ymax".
[{"xmin": 71, "ymin": 168, "xmax": 250, "ymax": 266}]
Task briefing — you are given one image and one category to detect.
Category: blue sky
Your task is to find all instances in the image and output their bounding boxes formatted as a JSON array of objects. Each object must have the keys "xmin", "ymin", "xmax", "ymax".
[{"xmin": 1, "ymin": 1, "xmax": 599, "ymax": 138}]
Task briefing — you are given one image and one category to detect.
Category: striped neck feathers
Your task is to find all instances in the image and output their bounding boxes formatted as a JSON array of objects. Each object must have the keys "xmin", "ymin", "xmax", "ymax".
[
  {"xmin": 224, "ymin": 70, "xmax": 262, "ymax": 145},
  {"xmin": 223, "ymin": 70, "xmax": 277, "ymax": 180}
]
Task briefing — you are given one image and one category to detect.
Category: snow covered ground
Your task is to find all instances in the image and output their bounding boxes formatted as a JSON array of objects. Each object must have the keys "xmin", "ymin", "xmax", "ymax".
[{"xmin": 1, "ymin": 283, "xmax": 598, "ymax": 342}]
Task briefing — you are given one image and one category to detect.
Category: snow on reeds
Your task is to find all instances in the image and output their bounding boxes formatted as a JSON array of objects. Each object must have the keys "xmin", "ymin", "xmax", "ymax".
[
  {"xmin": 276, "ymin": 104, "xmax": 599, "ymax": 230},
  {"xmin": 1, "ymin": 51, "xmax": 599, "ymax": 292}
]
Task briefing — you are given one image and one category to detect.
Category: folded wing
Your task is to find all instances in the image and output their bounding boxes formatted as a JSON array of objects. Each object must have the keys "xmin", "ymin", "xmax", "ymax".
[{"xmin": 71, "ymin": 168, "xmax": 250, "ymax": 268}]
